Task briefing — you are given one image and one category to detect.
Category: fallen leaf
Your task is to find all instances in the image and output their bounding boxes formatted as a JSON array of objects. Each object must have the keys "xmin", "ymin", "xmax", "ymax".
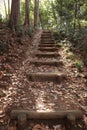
[
  {"xmin": 32, "ymin": 124, "xmax": 44, "ymax": 130},
  {"xmin": 8, "ymin": 126, "xmax": 17, "ymax": 130}
]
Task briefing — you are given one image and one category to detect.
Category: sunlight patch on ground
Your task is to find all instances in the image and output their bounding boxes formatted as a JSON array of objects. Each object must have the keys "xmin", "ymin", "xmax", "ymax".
[
  {"xmin": 11, "ymin": 74, "xmax": 20, "ymax": 85},
  {"xmin": 35, "ymin": 91, "xmax": 54, "ymax": 112}
]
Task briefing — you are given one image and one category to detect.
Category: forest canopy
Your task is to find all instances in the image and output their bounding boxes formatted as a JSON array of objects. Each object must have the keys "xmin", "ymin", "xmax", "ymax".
[
  {"xmin": 0, "ymin": 0, "xmax": 87, "ymax": 44},
  {"xmin": 0, "ymin": 0, "xmax": 87, "ymax": 30}
]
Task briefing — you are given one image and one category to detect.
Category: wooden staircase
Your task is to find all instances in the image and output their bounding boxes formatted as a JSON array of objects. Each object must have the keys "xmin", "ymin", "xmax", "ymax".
[{"xmin": 10, "ymin": 30, "xmax": 82, "ymax": 130}]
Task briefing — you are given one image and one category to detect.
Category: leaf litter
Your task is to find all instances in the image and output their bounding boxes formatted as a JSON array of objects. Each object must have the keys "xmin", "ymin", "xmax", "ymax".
[{"xmin": 0, "ymin": 28, "xmax": 87, "ymax": 129}]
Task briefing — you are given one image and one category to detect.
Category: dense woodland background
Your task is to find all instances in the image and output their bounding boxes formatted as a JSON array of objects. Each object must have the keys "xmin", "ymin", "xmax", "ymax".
[{"xmin": 0, "ymin": 0, "xmax": 87, "ymax": 63}]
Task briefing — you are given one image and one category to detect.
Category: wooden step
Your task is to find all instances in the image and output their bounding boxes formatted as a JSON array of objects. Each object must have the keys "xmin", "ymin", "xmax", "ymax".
[
  {"xmin": 35, "ymin": 52, "xmax": 60, "ymax": 58},
  {"xmin": 31, "ymin": 60, "xmax": 63, "ymax": 66},
  {"xmin": 41, "ymin": 34, "xmax": 52, "ymax": 37},
  {"xmin": 41, "ymin": 36, "xmax": 52, "ymax": 38},
  {"xmin": 11, "ymin": 110, "xmax": 82, "ymax": 120},
  {"xmin": 40, "ymin": 41, "xmax": 55, "ymax": 44},
  {"xmin": 43, "ymin": 30, "xmax": 51, "ymax": 33},
  {"xmin": 27, "ymin": 72, "xmax": 66, "ymax": 83},
  {"xmin": 42, "ymin": 32, "xmax": 51, "ymax": 35},
  {"xmin": 39, "ymin": 44, "xmax": 57, "ymax": 47},
  {"xmin": 10, "ymin": 110, "xmax": 82, "ymax": 129},
  {"xmin": 38, "ymin": 47, "xmax": 58, "ymax": 52},
  {"xmin": 41, "ymin": 36, "xmax": 52, "ymax": 39},
  {"xmin": 41, "ymin": 39, "xmax": 54, "ymax": 42}
]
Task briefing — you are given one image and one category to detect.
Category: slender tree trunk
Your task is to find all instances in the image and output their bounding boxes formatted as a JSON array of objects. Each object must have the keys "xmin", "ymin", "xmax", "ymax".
[
  {"xmin": 74, "ymin": 0, "xmax": 78, "ymax": 31},
  {"xmin": 39, "ymin": 11, "xmax": 43, "ymax": 29},
  {"xmin": 58, "ymin": 0, "xmax": 63, "ymax": 31},
  {"xmin": 3, "ymin": 0, "xmax": 8, "ymax": 20},
  {"xmin": 8, "ymin": 0, "xmax": 10, "ymax": 19},
  {"xmin": 77, "ymin": 2, "xmax": 81, "ymax": 31},
  {"xmin": 8, "ymin": 0, "xmax": 20, "ymax": 30},
  {"xmin": 24, "ymin": 0, "xmax": 30, "ymax": 27},
  {"xmin": 34, "ymin": 0, "xmax": 39, "ymax": 30}
]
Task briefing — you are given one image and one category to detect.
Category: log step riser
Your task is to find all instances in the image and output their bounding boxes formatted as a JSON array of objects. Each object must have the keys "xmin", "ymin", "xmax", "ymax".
[
  {"xmin": 10, "ymin": 110, "xmax": 82, "ymax": 130},
  {"xmin": 10, "ymin": 110, "xmax": 82, "ymax": 120},
  {"xmin": 31, "ymin": 61, "xmax": 63, "ymax": 66},
  {"xmin": 27, "ymin": 73, "xmax": 66, "ymax": 83},
  {"xmin": 40, "ymin": 40, "xmax": 55, "ymax": 42},
  {"xmin": 40, "ymin": 42, "xmax": 55, "ymax": 44},
  {"xmin": 36, "ymin": 54, "xmax": 60, "ymax": 58},
  {"xmin": 39, "ymin": 45, "xmax": 57, "ymax": 47},
  {"xmin": 38, "ymin": 48, "xmax": 58, "ymax": 52}
]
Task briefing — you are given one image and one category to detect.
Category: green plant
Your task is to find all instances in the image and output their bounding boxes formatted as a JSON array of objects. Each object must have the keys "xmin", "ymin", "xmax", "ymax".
[
  {"xmin": 0, "ymin": 14, "xmax": 2, "ymax": 22},
  {"xmin": 66, "ymin": 53, "xmax": 76, "ymax": 60},
  {"xmin": 57, "ymin": 42, "xmax": 64, "ymax": 48},
  {"xmin": 73, "ymin": 60, "xmax": 83, "ymax": 71}
]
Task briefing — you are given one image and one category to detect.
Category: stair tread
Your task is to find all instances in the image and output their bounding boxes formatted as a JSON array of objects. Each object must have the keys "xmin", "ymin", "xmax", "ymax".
[
  {"xmin": 31, "ymin": 60, "xmax": 63, "ymax": 66},
  {"xmin": 27, "ymin": 72, "xmax": 66, "ymax": 83}
]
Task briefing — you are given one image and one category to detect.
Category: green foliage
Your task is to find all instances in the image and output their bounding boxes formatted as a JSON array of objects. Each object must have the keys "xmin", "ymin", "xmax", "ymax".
[
  {"xmin": 0, "ymin": 0, "xmax": 87, "ymax": 44},
  {"xmin": 73, "ymin": 60, "xmax": 84, "ymax": 72},
  {"xmin": 0, "ymin": 14, "xmax": 2, "ymax": 22},
  {"xmin": 66, "ymin": 53, "xmax": 76, "ymax": 60},
  {"xmin": 74, "ymin": 61, "xmax": 82, "ymax": 69}
]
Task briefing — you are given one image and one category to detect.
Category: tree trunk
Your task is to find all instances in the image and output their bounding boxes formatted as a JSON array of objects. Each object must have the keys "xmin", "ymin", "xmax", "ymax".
[
  {"xmin": 3, "ymin": 0, "xmax": 8, "ymax": 20},
  {"xmin": 39, "ymin": 11, "xmax": 44, "ymax": 29},
  {"xmin": 8, "ymin": 0, "xmax": 10, "ymax": 19},
  {"xmin": 8, "ymin": 0, "xmax": 20, "ymax": 30},
  {"xmin": 34, "ymin": 0, "xmax": 39, "ymax": 30},
  {"xmin": 24, "ymin": 0, "xmax": 30, "ymax": 27},
  {"xmin": 74, "ymin": 0, "xmax": 78, "ymax": 31},
  {"xmin": 77, "ymin": 2, "xmax": 81, "ymax": 31}
]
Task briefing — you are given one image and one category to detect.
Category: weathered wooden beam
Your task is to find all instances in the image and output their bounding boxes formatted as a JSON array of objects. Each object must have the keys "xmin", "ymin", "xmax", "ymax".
[
  {"xmin": 35, "ymin": 52, "xmax": 60, "ymax": 58},
  {"xmin": 40, "ymin": 42, "xmax": 55, "ymax": 44},
  {"xmin": 10, "ymin": 110, "xmax": 82, "ymax": 120},
  {"xmin": 38, "ymin": 47, "xmax": 58, "ymax": 52},
  {"xmin": 18, "ymin": 113, "xmax": 27, "ymax": 130},
  {"xmin": 41, "ymin": 36, "xmax": 52, "ymax": 39},
  {"xmin": 40, "ymin": 40, "xmax": 55, "ymax": 44},
  {"xmin": 26, "ymin": 72, "xmax": 66, "ymax": 83},
  {"xmin": 31, "ymin": 60, "xmax": 63, "ymax": 66},
  {"xmin": 39, "ymin": 44, "xmax": 58, "ymax": 47}
]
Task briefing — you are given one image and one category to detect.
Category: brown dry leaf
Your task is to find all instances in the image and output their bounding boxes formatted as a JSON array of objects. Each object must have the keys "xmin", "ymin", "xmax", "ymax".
[
  {"xmin": 5, "ymin": 64, "xmax": 13, "ymax": 70},
  {"xmin": 32, "ymin": 124, "xmax": 44, "ymax": 130},
  {"xmin": 0, "ymin": 73, "xmax": 3, "ymax": 79},
  {"xmin": 8, "ymin": 126, "xmax": 17, "ymax": 130},
  {"xmin": 83, "ymin": 115, "xmax": 87, "ymax": 126}
]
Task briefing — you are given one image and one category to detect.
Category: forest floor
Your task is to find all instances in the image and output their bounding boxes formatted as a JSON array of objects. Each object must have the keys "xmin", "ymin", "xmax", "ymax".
[{"xmin": 0, "ymin": 25, "xmax": 87, "ymax": 130}]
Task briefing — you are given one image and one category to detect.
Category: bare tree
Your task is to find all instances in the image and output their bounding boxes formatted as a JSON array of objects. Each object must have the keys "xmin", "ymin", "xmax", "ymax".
[
  {"xmin": 8, "ymin": 0, "xmax": 10, "ymax": 19},
  {"xmin": 24, "ymin": 0, "xmax": 30, "ymax": 27},
  {"xmin": 8, "ymin": 0, "xmax": 20, "ymax": 30},
  {"xmin": 3, "ymin": 0, "xmax": 8, "ymax": 20},
  {"xmin": 34, "ymin": 0, "xmax": 39, "ymax": 30}
]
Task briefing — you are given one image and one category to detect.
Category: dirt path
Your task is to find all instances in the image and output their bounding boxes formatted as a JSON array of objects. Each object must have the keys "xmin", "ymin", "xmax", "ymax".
[
  {"xmin": 2, "ymin": 31, "xmax": 78, "ymax": 111},
  {"xmin": 0, "ymin": 30, "xmax": 87, "ymax": 129}
]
